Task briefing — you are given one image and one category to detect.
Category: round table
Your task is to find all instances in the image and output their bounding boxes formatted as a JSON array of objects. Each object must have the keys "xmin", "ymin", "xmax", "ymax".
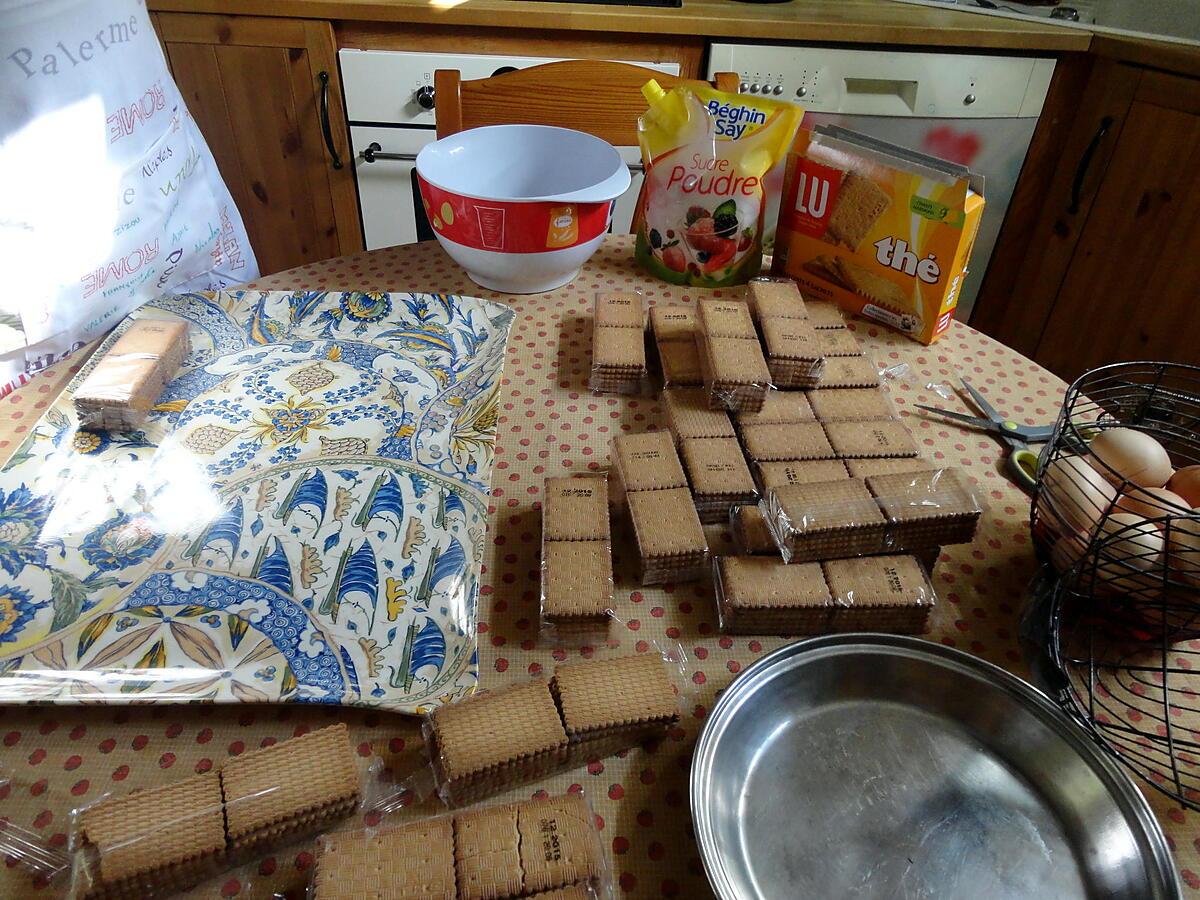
[{"xmin": 1, "ymin": 236, "xmax": 1196, "ymax": 898}]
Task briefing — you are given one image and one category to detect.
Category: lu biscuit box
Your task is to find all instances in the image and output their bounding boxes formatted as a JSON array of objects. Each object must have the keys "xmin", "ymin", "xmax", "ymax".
[{"xmin": 772, "ymin": 125, "xmax": 985, "ymax": 345}]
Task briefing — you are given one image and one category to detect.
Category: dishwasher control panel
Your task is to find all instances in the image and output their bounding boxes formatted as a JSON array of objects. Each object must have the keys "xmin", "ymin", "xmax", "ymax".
[{"xmin": 709, "ymin": 45, "xmax": 1054, "ymax": 119}]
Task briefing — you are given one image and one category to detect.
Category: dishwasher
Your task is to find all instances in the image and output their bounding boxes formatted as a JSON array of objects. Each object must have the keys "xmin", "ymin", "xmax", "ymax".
[{"xmin": 708, "ymin": 45, "xmax": 1054, "ymax": 322}]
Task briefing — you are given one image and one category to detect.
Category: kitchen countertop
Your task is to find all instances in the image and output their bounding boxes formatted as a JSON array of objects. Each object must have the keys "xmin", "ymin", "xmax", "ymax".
[
  {"xmin": 147, "ymin": 0, "xmax": 1093, "ymax": 51},
  {"xmin": 1, "ymin": 236, "xmax": 1196, "ymax": 898}
]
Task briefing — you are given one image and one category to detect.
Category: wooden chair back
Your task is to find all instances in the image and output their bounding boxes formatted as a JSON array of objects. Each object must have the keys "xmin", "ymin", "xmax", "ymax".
[{"xmin": 434, "ymin": 60, "xmax": 741, "ymax": 144}]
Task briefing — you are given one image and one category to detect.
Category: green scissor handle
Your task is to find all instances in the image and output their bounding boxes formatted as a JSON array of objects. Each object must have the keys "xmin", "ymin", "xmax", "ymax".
[{"xmin": 1008, "ymin": 447, "xmax": 1040, "ymax": 494}]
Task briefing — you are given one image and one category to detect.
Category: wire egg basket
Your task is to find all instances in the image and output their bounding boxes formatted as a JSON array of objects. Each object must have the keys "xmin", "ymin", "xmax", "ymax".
[{"xmin": 1029, "ymin": 362, "xmax": 1200, "ymax": 808}]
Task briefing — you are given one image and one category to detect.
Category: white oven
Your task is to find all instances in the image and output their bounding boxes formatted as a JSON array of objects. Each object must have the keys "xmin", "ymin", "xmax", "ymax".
[{"xmin": 338, "ymin": 50, "xmax": 679, "ymax": 249}]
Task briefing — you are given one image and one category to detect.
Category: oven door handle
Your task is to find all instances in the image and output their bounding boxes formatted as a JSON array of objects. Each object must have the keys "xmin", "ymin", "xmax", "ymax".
[
  {"xmin": 360, "ymin": 142, "xmax": 418, "ymax": 163},
  {"xmin": 360, "ymin": 141, "xmax": 644, "ymax": 172}
]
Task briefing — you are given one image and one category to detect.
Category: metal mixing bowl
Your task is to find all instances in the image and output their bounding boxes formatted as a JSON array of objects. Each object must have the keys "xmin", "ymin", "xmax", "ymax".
[{"xmin": 692, "ymin": 635, "xmax": 1180, "ymax": 899}]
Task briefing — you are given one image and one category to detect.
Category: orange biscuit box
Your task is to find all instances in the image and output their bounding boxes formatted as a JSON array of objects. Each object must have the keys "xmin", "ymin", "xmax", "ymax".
[{"xmin": 772, "ymin": 126, "xmax": 985, "ymax": 345}]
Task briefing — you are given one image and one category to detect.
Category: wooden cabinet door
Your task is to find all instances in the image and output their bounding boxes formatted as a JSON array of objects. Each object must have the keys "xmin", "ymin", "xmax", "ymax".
[
  {"xmin": 152, "ymin": 13, "xmax": 363, "ymax": 276},
  {"xmin": 1035, "ymin": 69, "xmax": 1200, "ymax": 381}
]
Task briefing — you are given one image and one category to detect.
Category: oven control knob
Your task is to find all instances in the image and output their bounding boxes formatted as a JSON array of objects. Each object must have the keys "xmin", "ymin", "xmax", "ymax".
[
  {"xmin": 749, "ymin": 83, "xmax": 760, "ymax": 93},
  {"xmin": 772, "ymin": 84, "xmax": 784, "ymax": 95},
  {"xmin": 796, "ymin": 86, "xmax": 808, "ymax": 98},
  {"xmin": 739, "ymin": 81, "xmax": 749, "ymax": 93},
  {"xmin": 415, "ymin": 85, "xmax": 436, "ymax": 110}
]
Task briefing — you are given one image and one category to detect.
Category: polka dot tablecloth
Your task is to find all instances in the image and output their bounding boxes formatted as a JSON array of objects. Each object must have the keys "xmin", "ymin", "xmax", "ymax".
[{"xmin": 1, "ymin": 236, "xmax": 1196, "ymax": 897}]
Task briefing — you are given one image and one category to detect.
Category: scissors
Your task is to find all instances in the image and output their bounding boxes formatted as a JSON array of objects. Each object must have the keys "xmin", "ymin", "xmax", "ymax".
[{"xmin": 916, "ymin": 379, "xmax": 1054, "ymax": 494}]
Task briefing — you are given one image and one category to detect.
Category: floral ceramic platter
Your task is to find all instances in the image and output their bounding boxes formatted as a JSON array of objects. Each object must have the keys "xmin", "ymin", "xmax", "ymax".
[{"xmin": 0, "ymin": 290, "xmax": 513, "ymax": 712}]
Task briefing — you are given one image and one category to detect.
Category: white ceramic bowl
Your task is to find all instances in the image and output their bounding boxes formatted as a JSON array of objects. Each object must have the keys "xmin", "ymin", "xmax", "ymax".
[{"xmin": 416, "ymin": 125, "xmax": 631, "ymax": 294}]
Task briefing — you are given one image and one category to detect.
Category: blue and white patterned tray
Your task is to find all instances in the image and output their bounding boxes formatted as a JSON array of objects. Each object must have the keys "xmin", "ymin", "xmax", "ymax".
[{"xmin": 0, "ymin": 290, "xmax": 513, "ymax": 712}]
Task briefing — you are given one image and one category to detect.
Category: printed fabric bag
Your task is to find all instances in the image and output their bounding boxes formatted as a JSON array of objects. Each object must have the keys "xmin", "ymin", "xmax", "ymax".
[{"xmin": 0, "ymin": 0, "xmax": 258, "ymax": 396}]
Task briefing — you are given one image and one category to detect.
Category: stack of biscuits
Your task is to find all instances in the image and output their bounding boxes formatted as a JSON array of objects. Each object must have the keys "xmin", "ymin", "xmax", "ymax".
[
  {"xmin": 311, "ymin": 792, "xmax": 606, "ymax": 900},
  {"xmin": 761, "ymin": 469, "xmax": 981, "ymax": 564},
  {"xmin": 695, "ymin": 298, "xmax": 770, "ymax": 413},
  {"xmin": 611, "ymin": 430, "xmax": 708, "ymax": 584},
  {"xmin": 747, "ymin": 278, "xmax": 825, "ymax": 389},
  {"xmin": 72, "ymin": 725, "xmax": 359, "ymax": 899},
  {"xmin": 540, "ymin": 475, "xmax": 614, "ymax": 635},
  {"xmin": 650, "ymin": 306, "xmax": 703, "ymax": 387},
  {"xmin": 714, "ymin": 552, "xmax": 935, "ymax": 635},
  {"xmin": 425, "ymin": 653, "xmax": 680, "ymax": 807},
  {"xmin": 74, "ymin": 318, "xmax": 190, "ymax": 432},
  {"xmin": 662, "ymin": 388, "xmax": 757, "ymax": 523},
  {"xmin": 589, "ymin": 292, "xmax": 646, "ymax": 394}
]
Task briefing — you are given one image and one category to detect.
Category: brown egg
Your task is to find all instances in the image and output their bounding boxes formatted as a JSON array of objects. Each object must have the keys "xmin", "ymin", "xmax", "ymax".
[
  {"xmin": 1166, "ymin": 517, "xmax": 1200, "ymax": 587},
  {"xmin": 1040, "ymin": 455, "xmax": 1116, "ymax": 535},
  {"xmin": 1088, "ymin": 428, "xmax": 1174, "ymax": 488},
  {"xmin": 1114, "ymin": 487, "xmax": 1191, "ymax": 521},
  {"xmin": 1094, "ymin": 513, "xmax": 1165, "ymax": 596},
  {"xmin": 1050, "ymin": 532, "xmax": 1089, "ymax": 574},
  {"xmin": 1167, "ymin": 465, "xmax": 1200, "ymax": 507}
]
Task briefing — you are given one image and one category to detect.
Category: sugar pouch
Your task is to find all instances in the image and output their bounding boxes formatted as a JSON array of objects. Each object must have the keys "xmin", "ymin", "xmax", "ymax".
[{"xmin": 633, "ymin": 80, "xmax": 803, "ymax": 287}]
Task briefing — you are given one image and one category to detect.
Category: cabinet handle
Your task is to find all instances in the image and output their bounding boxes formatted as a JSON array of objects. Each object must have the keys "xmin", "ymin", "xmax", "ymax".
[
  {"xmin": 318, "ymin": 71, "xmax": 343, "ymax": 170},
  {"xmin": 360, "ymin": 142, "xmax": 418, "ymax": 163},
  {"xmin": 1067, "ymin": 115, "xmax": 1112, "ymax": 215}
]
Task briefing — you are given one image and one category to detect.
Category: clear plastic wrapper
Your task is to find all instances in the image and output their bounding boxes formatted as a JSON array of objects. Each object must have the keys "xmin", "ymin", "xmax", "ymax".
[
  {"xmin": 679, "ymin": 435, "xmax": 759, "ymax": 524},
  {"xmin": 308, "ymin": 790, "xmax": 613, "ymax": 900},
  {"xmin": 422, "ymin": 648, "xmax": 689, "ymax": 808},
  {"xmin": 693, "ymin": 299, "xmax": 772, "ymax": 413},
  {"xmin": 713, "ymin": 552, "xmax": 936, "ymax": 635},
  {"xmin": 60, "ymin": 724, "xmax": 365, "ymax": 900},
  {"xmin": 746, "ymin": 275, "xmax": 808, "ymax": 323},
  {"xmin": 590, "ymin": 291, "xmax": 647, "ymax": 395},
  {"xmin": 761, "ymin": 468, "xmax": 984, "ymax": 564},
  {"xmin": 610, "ymin": 432, "xmax": 710, "ymax": 584},
  {"xmin": 651, "ymin": 305, "xmax": 704, "ymax": 389},
  {"xmin": 540, "ymin": 474, "xmax": 616, "ymax": 641},
  {"xmin": 74, "ymin": 319, "xmax": 190, "ymax": 431}
]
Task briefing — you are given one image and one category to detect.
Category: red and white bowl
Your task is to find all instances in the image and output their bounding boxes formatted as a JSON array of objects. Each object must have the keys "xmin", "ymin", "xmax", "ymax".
[{"xmin": 416, "ymin": 125, "xmax": 631, "ymax": 294}]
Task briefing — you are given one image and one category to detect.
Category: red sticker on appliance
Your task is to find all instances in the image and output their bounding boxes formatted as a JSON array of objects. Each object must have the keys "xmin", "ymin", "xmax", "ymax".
[{"xmin": 419, "ymin": 181, "xmax": 611, "ymax": 254}]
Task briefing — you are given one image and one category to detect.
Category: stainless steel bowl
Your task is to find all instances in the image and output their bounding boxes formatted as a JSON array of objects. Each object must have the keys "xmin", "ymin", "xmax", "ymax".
[{"xmin": 692, "ymin": 635, "xmax": 1181, "ymax": 899}]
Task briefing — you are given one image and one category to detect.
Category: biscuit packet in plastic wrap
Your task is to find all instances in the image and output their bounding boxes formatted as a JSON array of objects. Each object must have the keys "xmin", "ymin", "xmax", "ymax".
[{"xmin": 634, "ymin": 80, "xmax": 802, "ymax": 287}]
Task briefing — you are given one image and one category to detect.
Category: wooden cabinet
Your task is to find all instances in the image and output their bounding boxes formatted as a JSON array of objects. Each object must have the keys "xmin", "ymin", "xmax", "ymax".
[
  {"xmin": 973, "ymin": 60, "xmax": 1200, "ymax": 383},
  {"xmin": 152, "ymin": 12, "xmax": 363, "ymax": 277}
]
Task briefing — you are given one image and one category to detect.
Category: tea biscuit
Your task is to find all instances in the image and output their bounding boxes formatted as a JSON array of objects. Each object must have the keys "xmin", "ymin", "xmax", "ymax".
[
  {"xmin": 747, "ymin": 278, "xmax": 807, "ymax": 321},
  {"xmin": 868, "ymin": 468, "xmax": 982, "ymax": 547},
  {"xmin": 803, "ymin": 256, "xmax": 852, "ymax": 291},
  {"xmin": 809, "ymin": 388, "xmax": 895, "ymax": 423},
  {"xmin": 844, "ymin": 456, "xmax": 935, "ymax": 479},
  {"xmin": 765, "ymin": 478, "xmax": 888, "ymax": 563},
  {"xmin": 525, "ymin": 885, "xmax": 596, "ymax": 900},
  {"xmin": 704, "ymin": 335, "xmax": 771, "ymax": 386},
  {"xmin": 822, "ymin": 554, "xmax": 935, "ymax": 634},
  {"xmin": 593, "ymin": 325, "xmax": 645, "ymax": 370},
  {"xmin": 544, "ymin": 541, "xmax": 613, "ymax": 619},
  {"xmin": 828, "ymin": 171, "xmax": 891, "ymax": 250},
  {"xmin": 650, "ymin": 305, "xmax": 698, "ymax": 342},
  {"xmin": 756, "ymin": 459, "xmax": 850, "ymax": 491},
  {"xmin": 698, "ymin": 299, "xmax": 756, "ymax": 339},
  {"xmin": 220, "ymin": 724, "xmax": 359, "ymax": 855},
  {"xmin": 761, "ymin": 317, "xmax": 822, "ymax": 361},
  {"xmin": 816, "ymin": 326, "xmax": 863, "ymax": 358},
  {"xmin": 663, "ymin": 388, "xmax": 736, "ymax": 441},
  {"xmin": 805, "ymin": 300, "xmax": 847, "ymax": 329},
  {"xmin": 76, "ymin": 773, "xmax": 225, "ymax": 888},
  {"xmin": 455, "ymin": 803, "xmax": 523, "ymax": 900},
  {"xmin": 553, "ymin": 653, "xmax": 679, "ymax": 739},
  {"xmin": 740, "ymin": 422, "xmax": 835, "ymax": 463},
  {"xmin": 834, "ymin": 257, "xmax": 908, "ymax": 309},
  {"xmin": 614, "ymin": 431, "xmax": 687, "ymax": 492},
  {"xmin": 730, "ymin": 503, "xmax": 779, "ymax": 555},
  {"xmin": 658, "ymin": 340, "xmax": 703, "ymax": 387},
  {"xmin": 429, "ymin": 680, "xmax": 567, "ymax": 783},
  {"xmin": 716, "ymin": 556, "xmax": 833, "ymax": 634},
  {"xmin": 543, "ymin": 476, "xmax": 610, "ymax": 541},
  {"xmin": 813, "ymin": 356, "xmax": 881, "ymax": 389},
  {"xmin": 516, "ymin": 794, "xmax": 605, "ymax": 894},
  {"xmin": 681, "ymin": 436, "xmax": 757, "ymax": 522},
  {"xmin": 594, "ymin": 292, "xmax": 644, "ymax": 329},
  {"xmin": 627, "ymin": 487, "xmax": 707, "ymax": 559},
  {"xmin": 313, "ymin": 818, "xmax": 456, "ymax": 900},
  {"xmin": 735, "ymin": 390, "xmax": 815, "ymax": 427},
  {"xmin": 824, "ymin": 420, "xmax": 919, "ymax": 459}
]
